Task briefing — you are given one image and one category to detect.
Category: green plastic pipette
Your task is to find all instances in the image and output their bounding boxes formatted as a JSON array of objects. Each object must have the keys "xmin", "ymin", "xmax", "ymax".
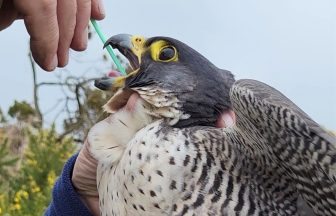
[{"xmin": 90, "ymin": 19, "xmax": 126, "ymax": 76}]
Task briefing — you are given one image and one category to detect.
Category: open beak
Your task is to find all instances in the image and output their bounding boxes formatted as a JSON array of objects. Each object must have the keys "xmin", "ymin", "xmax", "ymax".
[{"xmin": 95, "ymin": 34, "xmax": 147, "ymax": 90}]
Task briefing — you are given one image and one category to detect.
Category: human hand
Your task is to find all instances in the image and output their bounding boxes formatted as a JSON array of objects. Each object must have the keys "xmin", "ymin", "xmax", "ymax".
[
  {"xmin": 72, "ymin": 139, "xmax": 99, "ymax": 216},
  {"xmin": 0, "ymin": 0, "xmax": 105, "ymax": 71},
  {"xmin": 72, "ymin": 92, "xmax": 156, "ymax": 215}
]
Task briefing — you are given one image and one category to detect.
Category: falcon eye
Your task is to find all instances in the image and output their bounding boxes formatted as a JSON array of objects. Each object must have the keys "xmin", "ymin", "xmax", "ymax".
[{"xmin": 158, "ymin": 46, "xmax": 177, "ymax": 61}]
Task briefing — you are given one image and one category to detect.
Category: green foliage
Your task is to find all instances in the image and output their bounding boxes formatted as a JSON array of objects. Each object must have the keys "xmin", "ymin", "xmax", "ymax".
[
  {"xmin": 8, "ymin": 101, "xmax": 36, "ymax": 122},
  {"xmin": 0, "ymin": 108, "xmax": 6, "ymax": 123},
  {"xmin": 0, "ymin": 127, "xmax": 76, "ymax": 216}
]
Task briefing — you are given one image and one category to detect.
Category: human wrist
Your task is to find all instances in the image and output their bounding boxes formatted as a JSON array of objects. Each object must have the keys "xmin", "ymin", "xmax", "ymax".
[{"xmin": 78, "ymin": 195, "xmax": 100, "ymax": 216}]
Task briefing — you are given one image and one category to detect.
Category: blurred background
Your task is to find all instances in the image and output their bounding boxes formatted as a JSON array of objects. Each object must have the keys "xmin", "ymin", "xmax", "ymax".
[{"xmin": 0, "ymin": 0, "xmax": 335, "ymax": 215}]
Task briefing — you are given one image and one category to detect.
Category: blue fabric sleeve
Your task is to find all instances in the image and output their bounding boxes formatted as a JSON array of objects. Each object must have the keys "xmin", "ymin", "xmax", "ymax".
[{"xmin": 44, "ymin": 153, "xmax": 93, "ymax": 216}]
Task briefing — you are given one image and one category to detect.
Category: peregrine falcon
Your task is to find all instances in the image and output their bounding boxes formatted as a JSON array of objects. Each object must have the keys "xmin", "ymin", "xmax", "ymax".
[{"xmin": 89, "ymin": 34, "xmax": 336, "ymax": 216}]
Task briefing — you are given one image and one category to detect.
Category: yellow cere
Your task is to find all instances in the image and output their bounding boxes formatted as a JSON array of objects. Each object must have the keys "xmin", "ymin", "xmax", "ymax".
[
  {"xmin": 150, "ymin": 40, "xmax": 178, "ymax": 62},
  {"xmin": 131, "ymin": 35, "xmax": 147, "ymax": 67}
]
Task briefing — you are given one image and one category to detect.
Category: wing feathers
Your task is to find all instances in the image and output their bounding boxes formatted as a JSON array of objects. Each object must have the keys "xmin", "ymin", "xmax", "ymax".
[{"xmin": 230, "ymin": 79, "xmax": 336, "ymax": 215}]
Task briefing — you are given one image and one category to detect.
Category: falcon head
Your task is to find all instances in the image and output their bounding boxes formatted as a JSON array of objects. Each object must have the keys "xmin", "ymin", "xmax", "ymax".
[{"xmin": 95, "ymin": 34, "xmax": 235, "ymax": 127}]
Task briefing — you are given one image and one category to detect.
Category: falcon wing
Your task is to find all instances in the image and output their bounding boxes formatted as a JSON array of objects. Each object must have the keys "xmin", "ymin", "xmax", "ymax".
[{"xmin": 229, "ymin": 79, "xmax": 336, "ymax": 215}]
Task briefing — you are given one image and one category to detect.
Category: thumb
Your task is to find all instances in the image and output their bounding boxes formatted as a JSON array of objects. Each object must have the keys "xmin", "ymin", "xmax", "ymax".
[
  {"xmin": 72, "ymin": 141, "xmax": 98, "ymax": 197},
  {"xmin": 72, "ymin": 141, "xmax": 100, "ymax": 215}
]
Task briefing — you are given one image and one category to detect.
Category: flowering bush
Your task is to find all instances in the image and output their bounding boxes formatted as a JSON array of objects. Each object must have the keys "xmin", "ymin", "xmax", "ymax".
[{"xmin": 0, "ymin": 126, "xmax": 76, "ymax": 215}]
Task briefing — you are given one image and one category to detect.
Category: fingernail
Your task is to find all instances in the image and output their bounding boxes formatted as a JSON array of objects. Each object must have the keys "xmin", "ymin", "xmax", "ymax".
[
  {"xmin": 98, "ymin": 0, "xmax": 105, "ymax": 16},
  {"xmin": 59, "ymin": 51, "xmax": 69, "ymax": 67},
  {"xmin": 46, "ymin": 55, "xmax": 58, "ymax": 71},
  {"xmin": 71, "ymin": 31, "xmax": 88, "ymax": 51},
  {"xmin": 64, "ymin": 51, "xmax": 69, "ymax": 65},
  {"xmin": 222, "ymin": 113, "xmax": 234, "ymax": 127}
]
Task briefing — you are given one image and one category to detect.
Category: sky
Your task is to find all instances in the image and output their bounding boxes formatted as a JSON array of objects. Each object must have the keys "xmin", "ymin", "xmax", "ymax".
[{"xmin": 0, "ymin": 0, "xmax": 335, "ymax": 130}]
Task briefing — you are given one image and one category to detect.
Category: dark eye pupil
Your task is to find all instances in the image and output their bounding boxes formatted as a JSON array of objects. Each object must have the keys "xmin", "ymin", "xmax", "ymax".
[{"xmin": 159, "ymin": 47, "xmax": 175, "ymax": 61}]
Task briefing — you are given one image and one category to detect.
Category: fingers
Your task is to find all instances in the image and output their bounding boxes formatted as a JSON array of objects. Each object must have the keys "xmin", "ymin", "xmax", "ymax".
[
  {"xmin": 71, "ymin": 0, "xmax": 91, "ymax": 51},
  {"xmin": 90, "ymin": 0, "xmax": 105, "ymax": 20},
  {"xmin": 12, "ymin": 0, "xmax": 105, "ymax": 71},
  {"xmin": 56, "ymin": 0, "xmax": 77, "ymax": 67},
  {"xmin": 70, "ymin": 0, "xmax": 105, "ymax": 51},
  {"xmin": 14, "ymin": 0, "xmax": 59, "ymax": 71}
]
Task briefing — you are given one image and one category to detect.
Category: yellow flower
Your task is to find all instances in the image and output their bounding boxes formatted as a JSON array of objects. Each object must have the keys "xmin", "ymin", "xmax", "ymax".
[
  {"xmin": 9, "ymin": 203, "xmax": 21, "ymax": 211},
  {"xmin": 29, "ymin": 179, "xmax": 41, "ymax": 193},
  {"xmin": 14, "ymin": 192, "xmax": 21, "ymax": 203},
  {"xmin": 0, "ymin": 207, "xmax": 2, "ymax": 214},
  {"xmin": 14, "ymin": 203, "xmax": 21, "ymax": 210},
  {"xmin": 21, "ymin": 191, "xmax": 29, "ymax": 199},
  {"xmin": 47, "ymin": 171, "xmax": 57, "ymax": 187},
  {"xmin": 27, "ymin": 159, "xmax": 38, "ymax": 166},
  {"xmin": 31, "ymin": 185, "xmax": 41, "ymax": 193},
  {"xmin": 14, "ymin": 190, "xmax": 29, "ymax": 202},
  {"xmin": 64, "ymin": 151, "xmax": 73, "ymax": 159}
]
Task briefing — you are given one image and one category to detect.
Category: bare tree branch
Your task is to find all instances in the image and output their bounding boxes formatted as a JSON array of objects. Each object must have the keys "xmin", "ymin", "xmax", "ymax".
[
  {"xmin": 37, "ymin": 82, "xmax": 72, "ymax": 87},
  {"xmin": 75, "ymin": 84, "xmax": 83, "ymax": 115},
  {"xmin": 29, "ymin": 52, "xmax": 43, "ymax": 128}
]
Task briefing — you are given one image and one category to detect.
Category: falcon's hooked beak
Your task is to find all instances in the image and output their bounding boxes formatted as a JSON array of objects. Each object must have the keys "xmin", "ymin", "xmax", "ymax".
[{"xmin": 94, "ymin": 34, "xmax": 147, "ymax": 90}]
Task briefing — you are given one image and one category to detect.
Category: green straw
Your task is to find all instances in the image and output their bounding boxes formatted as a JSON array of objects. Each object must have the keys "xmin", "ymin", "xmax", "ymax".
[{"xmin": 90, "ymin": 19, "xmax": 126, "ymax": 76}]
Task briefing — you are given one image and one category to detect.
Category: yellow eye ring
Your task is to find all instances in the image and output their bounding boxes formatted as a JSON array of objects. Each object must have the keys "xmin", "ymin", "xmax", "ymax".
[{"xmin": 150, "ymin": 40, "xmax": 178, "ymax": 62}]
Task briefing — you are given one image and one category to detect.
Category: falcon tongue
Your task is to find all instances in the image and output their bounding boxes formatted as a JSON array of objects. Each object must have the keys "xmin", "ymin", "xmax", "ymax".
[{"xmin": 107, "ymin": 70, "xmax": 123, "ymax": 77}]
